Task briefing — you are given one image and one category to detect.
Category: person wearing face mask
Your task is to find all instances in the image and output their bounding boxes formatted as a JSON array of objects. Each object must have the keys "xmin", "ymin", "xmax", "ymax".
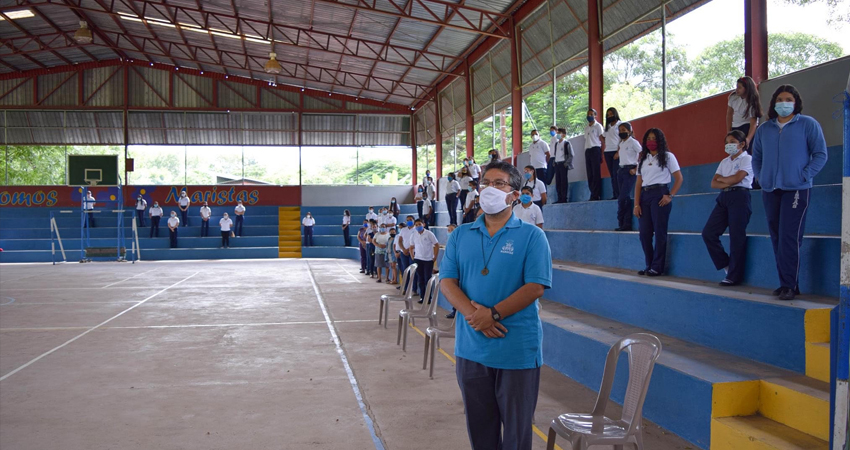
[
  {"xmin": 388, "ymin": 197, "xmax": 400, "ymax": 219},
  {"xmin": 409, "ymin": 219, "xmax": 439, "ymax": 302},
  {"xmin": 149, "ymin": 201, "xmax": 163, "ymax": 238},
  {"xmin": 376, "ymin": 208, "xmax": 387, "ymax": 227},
  {"xmin": 426, "ymin": 177, "xmax": 437, "ymax": 226},
  {"xmin": 423, "ymin": 170, "xmax": 432, "ymax": 188},
  {"xmin": 440, "ymin": 160, "xmax": 552, "ymax": 450},
  {"xmin": 178, "ymin": 190, "xmax": 190, "ymax": 226},
  {"xmin": 234, "ymin": 201, "xmax": 246, "ymax": 237},
  {"xmin": 634, "ymin": 128, "xmax": 683, "ymax": 277},
  {"xmin": 512, "ymin": 186, "xmax": 544, "ymax": 229},
  {"xmin": 302, "ymin": 212, "xmax": 316, "ymax": 247},
  {"xmin": 603, "ymin": 108, "xmax": 623, "ymax": 200},
  {"xmin": 388, "ymin": 228, "xmax": 399, "ymax": 284},
  {"xmin": 445, "ymin": 172, "xmax": 461, "ymax": 226},
  {"xmin": 373, "ymin": 224, "xmax": 391, "ymax": 283},
  {"xmin": 415, "ymin": 184, "xmax": 425, "ymax": 221},
  {"xmin": 219, "ymin": 212, "xmax": 233, "ymax": 248},
  {"xmin": 366, "ymin": 219, "xmax": 379, "ymax": 277},
  {"xmin": 553, "ymin": 127, "xmax": 574, "ymax": 204},
  {"xmin": 614, "ymin": 122, "xmax": 641, "ymax": 231},
  {"xmin": 134, "ymin": 195, "xmax": 147, "ymax": 227},
  {"xmin": 421, "ymin": 193, "xmax": 434, "ymax": 229},
  {"xmin": 458, "ymin": 167, "xmax": 473, "ymax": 215},
  {"xmin": 701, "ymin": 130, "xmax": 754, "ymax": 287},
  {"xmin": 463, "ymin": 180, "xmax": 480, "ymax": 224},
  {"xmin": 342, "ymin": 210, "xmax": 352, "ymax": 247},
  {"xmin": 526, "ymin": 129, "xmax": 551, "ymax": 184},
  {"xmin": 487, "ymin": 149, "xmax": 501, "ymax": 166},
  {"xmin": 199, "ymin": 201, "xmax": 212, "ymax": 237},
  {"xmin": 584, "ymin": 109, "xmax": 605, "ymax": 201},
  {"xmin": 167, "ymin": 211, "xmax": 180, "ymax": 248},
  {"xmin": 396, "ymin": 215, "xmax": 417, "ymax": 290},
  {"xmin": 752, "ymin": 84, "xmax": 827, "ymax": 301},
  {"xmin": 366, "ymin": 207, "xmax": 378, "ymax": 222},
  {"xmin": 522, "ymin": 165, "xmax": 548, "ymax": 209},
  {"xmin": 83, "ymin": 191, "xmax": 96, "ymax": 228},
  {"xmin": 358, "ymin": 221, "xmax": 370, "ymax": 273},
  {"xmin": 468, "ymin": 157, "xmax": 481, "ymax": 185},
  {"xmin": 384, "ymin": 208, "xmax": 398, "ymax": 228}
]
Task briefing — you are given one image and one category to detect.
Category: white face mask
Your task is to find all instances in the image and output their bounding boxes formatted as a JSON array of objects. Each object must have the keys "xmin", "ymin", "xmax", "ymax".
[
  {"xmin": 171, "ymin": 214, "xmax": 177, "ymax": 217},
  {"xmin": 725, "ymin": 143, "xmax": 741, "ymax": 156},
  {"xmin": 531, "ymin": 134, "xmax": 540, "ymax": 142},
  {"xmin": 479, "ymin": 186, "xmax": 511, "ymax": 215}
]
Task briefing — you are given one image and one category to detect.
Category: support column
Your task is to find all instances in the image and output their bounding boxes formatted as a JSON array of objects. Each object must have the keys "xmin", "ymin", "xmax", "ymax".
[
  {"xmin": 411, "ymin": 113, "xmax": 418, "ymax": 186},
  {"xmin": 587, "ymin": 0, "xmax": 603, "ymax": 114},
  {"xmin": 434, "ymin": 92, "xmax": 443, "ymax": 180},
  {"xmin": 510, "ymin": 17, "xmax": 523, "ymax": 160},
  {"xmin": 744, "ymin": 0, "xmax": 768, "ymax": 83},
  {"xmin": 465, "ymin": 60, "xmax": 475, "ymax": 159}
]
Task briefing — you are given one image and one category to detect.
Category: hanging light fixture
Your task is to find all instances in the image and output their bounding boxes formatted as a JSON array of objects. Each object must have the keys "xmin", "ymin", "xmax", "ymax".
[
  {"xmin": 74, "ymin": 21, "xmax": 93, "ymax": 44},
  {"xmin": 264, "ymin": 52, "xmax": 281, "ymax": 74}
]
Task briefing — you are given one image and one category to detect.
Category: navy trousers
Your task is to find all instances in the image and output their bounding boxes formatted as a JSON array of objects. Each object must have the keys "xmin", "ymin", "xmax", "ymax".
[
  {"xmin": 180, "ymin": 209, "xmax": 188, "ymax": 226},
  {"xmin": 136, "ymin": 209, "xmax": 146, "ymax": 227},
  {"xmin": 554, "ymin": 162, "xmax": 568, "ymax": 203},
  {"xmin": 303, "ymin": 225, "xmax": 313, "ymax": 247},
  {"xmin": 150, "ymin": 216, "xmax": 160, "ymax": 238},
  {"xmin": 445, "ymin": 194, "xmax": 459, "ymax": 225},
  {"xmin": 763, "ymin": 189, "xmax": 810, "ymax": 291},
  {"xmin": 616, "ymin": 167, "xmax": 637, "ymax": 230},
  {"xmin": 638, "ymin": 187, "xmax": 672, "ymax": 273},
  {"xmin": 200, "ymin": 219, "xmax": 210, "ymax": 237},
  {"xmin": 585, "ymin": 147, "xmax": 603, "ymax": 200},
  {"xmin": 221, "ymin": 231, "xmax": 230, "ymax": 248},
  {"xmin": 535, "ymin": 168, "xmax": 547, "ymax": 186},
  {"xmin": 169, "ymin": 228, "xmax": 178, "ymax": 248},
  {"xmin": 456, "ymin": 357, "xmax": 540, "ymax": 450},
  {"xmin": 702, "ymin": 190, "xmax": 752, "ymax": 283},
  {"xmin": 234, "ymin": 215, "xmax": 244, "ymax": 236},
  {"xmin": 414, "ymin": 258, "xmax": 434, "ymax": 299},
  {"xmin": 604, "ymin": 151, "xmax": 619, "ymax": 199},
  {"xmin": 367, "ymin": 244, "xmax": 376, "ymax": 274},
  {"xmin": 360, "ymin": 245, "xmax": 367, "ymax": 271},
  {"xmin": 343, "ymin": 226, "xmax": 351, "ymax": 247},
  {"xmin": 400, "ymin": 253, "xmax": 416, "ymax": 292},
  {"xmin": 417, "ymin": 201, "xmax": 424, "ymax": 221}
]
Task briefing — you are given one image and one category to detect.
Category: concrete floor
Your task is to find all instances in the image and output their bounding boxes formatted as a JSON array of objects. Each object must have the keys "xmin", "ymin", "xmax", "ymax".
[{"xmin": 0, "ymin": 259, "xmax": 694, "ymax": 450}]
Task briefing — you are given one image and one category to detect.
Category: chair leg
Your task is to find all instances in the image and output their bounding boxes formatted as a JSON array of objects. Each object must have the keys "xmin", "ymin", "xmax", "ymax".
[
  {"xmin": 383, "ymin": 300, "xmax": 390, "ymax": 329},
  {"xmin": 429, "ymin": 336, "xmax": 437, "ymax": 379},
  {"xmin": 378, "ymin": 299, "xmax": 384, "ymax": 325},
  {"xmin": 422, "ymin": 335, "xmax": 430, "ymax": 369},
  {"xmin": 572, "ymin": 438, "xmax": 583, "ymax": 450},
  {"xmin": 634, "ymin": 432, "xmax": 644, "ymax": 450},
  {"xmin": 397, "ymin": 316, "xmax": 403, "ymax": 345},
  {"xmin": 402, "ymin": 318, "xmax": 409, "ymax": 351},
  {"xmin": 614, "ymin": 445, "xmax": 624, "ymax": 450},
  {"xmin": 546, "ymin": 427, "xmax": 557, "ymax": 450}
]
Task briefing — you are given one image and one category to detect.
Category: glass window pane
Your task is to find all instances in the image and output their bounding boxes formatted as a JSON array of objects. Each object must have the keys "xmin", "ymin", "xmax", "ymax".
[
  {"xmin": 6, "ymin": 145, "xmax": 65, "ymax": 185},
  {"xmin": 357, "ymin": 146, "xmax": 412, "ymax": 185},
  {"xmin": 243, "ymin": 147, "xmax": 300, "ymax": 185},
  {"xmin": 185, "ymin": 146, "xmax": 243, "ymax": 185},
  {"xmin": 128, "ymin": 145, "xmax": 185, "ymax": 185},
  {"xmin": 300, "ymin": 147, "xmax": 357, "ymax": 185}
]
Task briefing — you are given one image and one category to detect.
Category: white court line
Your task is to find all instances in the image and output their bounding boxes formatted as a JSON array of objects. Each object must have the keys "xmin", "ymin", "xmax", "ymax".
[
  {"xmin": 336, "ymin": 262, "xmax": 362, "ymax": 283},
  {"xmin": 0, "ymin": 319, "xmax": 375, "ymax": 332},
  {"xmin": 2, "ymin": 301, "xmax": 140, "ymax": 306},
  {"xmin": 101, "ymin": 268, "xmax": 159, "ymax": 288},
  {"xmin": 0, "ymin": 272, "xmax": 198, "ymax": 383}
]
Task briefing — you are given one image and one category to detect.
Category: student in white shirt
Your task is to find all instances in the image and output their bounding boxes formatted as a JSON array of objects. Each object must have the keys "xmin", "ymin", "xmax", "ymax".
[
  {"xmin": 522, "ymin": 165, "xmax": 548, "ymax": 208},
  {"xmin": 634, "ymin": 128, "xmax": 683, "ymax": 277},
  {"xmin": 458, "ymin": 166, "xmax": 473, "ymax": 217},
  {"xmin": 167, "ymin": 211, "xmax": 180, "ymax": 248},
  {"xmin": 421, "ymin": 196, "xmax": 433, "ymax": 229},
  {"xmin": 366, "ymin": 207, "xmax": 378, "ymax": 222},
  {"xmin": 149, "ymin": 201, "xmax": 163, "ymax": 238},
  {"xmin": 512, "ymin": 186, "xmax": 544, "ymax": 229},
  {"xmin": 425, "ymin": 178, "xmax": 436, "ymax": 226},
  {"xmin": 199, "ymin": 202, "xmax": 212, "ymax": 237},
  {"xmin": 614, "ymin": 122, "xmax": 641, "ymax": 232},
  {"xmin": 302, "ymin": 212, "xmax": 316, "ymax": 247},
  {"xmin": 552, "ymin": 127, "xmax": 574, "ymax": 204},
  {"xmin": 603, "ymin": 108, "xmax": 623, "ymax": 200},
  {"xmin": 584, "ymin": 109, "xmax": 605, "ymax": 201},
  {"xmin": 178, "ymin": 190, "xmax": 190, "ymax": 227},
  {"xmin": 702, "ymin": 130, "xmax": 753, "ymax": 286},
  {"xmin": 468, "ymin": 158, "xmax": 481, "ymax": 184},
  {"xmin": 384, "ymin": 211, "xmax": 398, "ymax": 229},
  {"xmin": 548, "ymin": 125, "xmax": 559, "ymax": 156},
  {"xmin": 83, "ymin": 191, "xmax": 96, "ymax": 228},
  {"xmin": 445, "ymin": 172, "xmax": 461, "ymax": 226},
  {"xmin": 134, "ymin": 195, "xmax": 147, "ymax": 227},
  {"xmin": 415, "ymin": 185, "xmax": 425, "ymax": 221},
  {"xmin": 726, "ymin": 76, "xmax": 762, "ymax": 153},
  {"xmin": 342, "ymin": 210, "xmax": 352, "ymax": 247},
  {"xmin": 409, "ymin": 218, "xmax": 440, "ymax": 302},
  {"xmin": 219, "ymin": 213, "xmax": 233, "ymax": 248},
  {"xmin": 526, "ymin": 129, "xmax": 551, "ymax": 184},
  {"xmin": 462, "ymin": 180, "xmax": 480, "ymax": 224},
  {"xmin": 388, "ymin": 197, "xmax": 400, "ymax": 219},
  {"xmin": 373, "ymin": 225, "xmax": 391, "ymax": 283},
  {"xmin": 396, "ymin": 215, "xmax": 417, "ymax": 290},
  {"xmin": 234, "ymin": 201, "xmax": 246, "ymax": 237}
]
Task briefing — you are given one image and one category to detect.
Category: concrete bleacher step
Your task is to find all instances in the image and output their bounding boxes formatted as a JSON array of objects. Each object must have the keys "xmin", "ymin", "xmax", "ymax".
[
  {"xmin": 711, "ymin": 416, "xmax": 827, "ymax": 450},
  {"xmin": 545, "ymin": 261, "xmax": 833, "ymax": 374},
  {"xmin": 278, "ymin": 206, "xmax": 301, "ymax": 259},
  {"xmin": 538, "ymin": 301, "xmax": 827, "ymax": 449}
]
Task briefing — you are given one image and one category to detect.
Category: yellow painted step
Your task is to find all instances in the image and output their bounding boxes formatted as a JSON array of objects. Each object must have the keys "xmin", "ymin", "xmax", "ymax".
[
  {"xmin": 711, "ymin": 416, "xmax": 827, "ymax": 450},
  {"xmin": 278, "ymin": 251, "xmax": 302, "ymax": 258},
  {"xmin": 279, "ymin": 230, "xmax": 301, "ymax": 236},
  {"xmin": 805, "ymin": 343, "xmax": 830, "ymax": 383},
  {"xmin": 760, "ymin": 378, "xmax": 829, "ymax": 441},
  {"xmin": 279, "ymin": 223, "xmax": 301, "ymax": 230},
  {"xmin": 279, "ymin": 236, "xmax": 301, "ymax": 242}
]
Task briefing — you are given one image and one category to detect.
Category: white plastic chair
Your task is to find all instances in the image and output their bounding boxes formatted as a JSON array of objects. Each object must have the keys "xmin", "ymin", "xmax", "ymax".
[
  {"xmin": 547, "ymin": 333, "xmax": 663, "ymax": 450},
  {"xmin": 397, "ymin": 275, "xmax": 439, "ymax": 351},
  {"xmin": 422, "ymin": 317, "xmax": 456, "ymax": 379},
  {"xmin": 379, "ymin": 263, "xmax": 417, "ymax": 328}
]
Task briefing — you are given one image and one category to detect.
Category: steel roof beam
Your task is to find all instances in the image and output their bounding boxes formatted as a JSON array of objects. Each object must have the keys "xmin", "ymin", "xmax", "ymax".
[{"xmin": 0, "ymin": 10, "xmax": 64, "ymax": 68}]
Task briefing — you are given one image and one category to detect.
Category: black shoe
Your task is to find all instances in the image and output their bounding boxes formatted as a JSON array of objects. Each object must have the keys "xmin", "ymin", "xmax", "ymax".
[
  {"xmin": 610, "ymin": 197, "xmax": 618, "ymax": 200},
  {"xmin": 772, "ymin": 287, "xmax": 783, "ymax": 296},
  {"xmin": 778, "ymin": 288, "xmax": 796, "ymax": 301},
  {"xmin": 417, "ymin": 299, "xmax": 424, "ymax": 304},
  {"xmin": 646, "ymin": 269, "xmax": 662, "ymax": 277},
  {"xmin": 376, "ymin": 279, "xmax": 382, "ymax": 283},
  {"xmin": 637, "ymin": 268, "xmax": 648, "ymax": 276},
  {"xmin": 614, "ymin": 227, "xmax": 623, "ymax": 231},
  {"xmin": 446, "ymin": 311, "xmax": 456, "ymax": 319},
  {"xmin": 359, "ymin": 269, "xmax": 365, "ymax": 273},
  {"xmin": 719, "ymin": 279, "xmax": 738, "ymax": 286}
]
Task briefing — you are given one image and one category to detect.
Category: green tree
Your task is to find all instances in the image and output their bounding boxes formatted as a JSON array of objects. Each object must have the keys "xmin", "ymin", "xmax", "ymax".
[
  {"xmin": 346, "ymin": 159, "xmax": 411, "ymax": 185},
  {"xmin": 781, "ymin": 0, "xmax": 849, "ymax": 25},
  {"xmin": 4, "ymin": 145, "xmax": 65, "ymax": 185}
]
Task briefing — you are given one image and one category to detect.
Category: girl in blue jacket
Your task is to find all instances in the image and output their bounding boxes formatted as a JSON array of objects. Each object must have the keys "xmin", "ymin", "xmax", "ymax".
[{"xmin": 752, "ymin": 84, "xmax": 827, "ymax": 301}]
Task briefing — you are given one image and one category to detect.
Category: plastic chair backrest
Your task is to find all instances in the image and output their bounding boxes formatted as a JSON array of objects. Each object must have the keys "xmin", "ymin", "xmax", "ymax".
[
  {"xmin": 402, "ymin": 263, "xmax": 418, "ymax": 298},
  {"xmin": 590, "ymin": 333, "xmax": 662, "ymax": 433},
  {"xmin": 424, "ymin": 276, "xmax": 439, "ymax": 314}
]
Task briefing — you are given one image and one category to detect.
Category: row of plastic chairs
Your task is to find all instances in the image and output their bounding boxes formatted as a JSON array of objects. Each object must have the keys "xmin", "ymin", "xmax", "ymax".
[{"xmin": 376, "ymin": 264, "xmax": 664, "ymax": 450}]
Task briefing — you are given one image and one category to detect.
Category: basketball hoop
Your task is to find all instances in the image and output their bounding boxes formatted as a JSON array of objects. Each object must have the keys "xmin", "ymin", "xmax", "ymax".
[{"xmin": 84, "ymin": 169, "xmax": 102, "ymax": 186}]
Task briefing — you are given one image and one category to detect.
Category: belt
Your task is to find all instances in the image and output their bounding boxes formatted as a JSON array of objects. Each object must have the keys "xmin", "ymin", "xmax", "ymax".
[
  {"xmin": 642, "ymin": 184, "xmax": 668, "ymax": 192},
  {"xmin": 723, "ymin": 187, "xmax": 750, "ymax": 192},
  {"xmin": 620, "ymin": 165, "xmax": 636, "ymax": 170}
]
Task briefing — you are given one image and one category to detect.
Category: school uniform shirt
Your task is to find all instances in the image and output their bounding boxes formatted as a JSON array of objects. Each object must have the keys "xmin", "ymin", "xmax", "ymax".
[
  {"xmin": 135, "ymin": 199, "xmax": 147, "ymax": 210},
  {"xmin": 512, "ymin": 203, "xmax": 544, "ymax": 225},
  {"xmin": 376, "ymin": 215, "xmax": 386, "ymax": 226},
  {"xmin": 411, "ymin": 229, "xmax": 439, "ymax": 261},
  {"xmin": 464, "ymin": 190, "xmax": 479, "ymax": 209},
  {"xmin": 603, "ymin": 121, "xmax": 622, "ymax": 153},
  {"xmin": 373, "ymin": 233, "xmax": 390, "ymax": 254},
  {"xmin": 342, "ymin": 215, "xmax": 351, "ymax": 226},
  {"xmin": 220, "ymin": 217, "xmax": 232, "ymax": 231},
  {"xmin": 167, "ymin": 216, "xmax": 180, "ymax": 228},
  {"xmin": 366, "ymin": 211, "xmax": 378, "ymax": 221},
  {"xmin": 447, "ymin": 179, "xmax": 461, "ymax": 195},
  {"xmin": 584, "ymin": 121, "xmax": 604, "ymax": 149},
  {"xmin": 459, "ymin": 175, "xmax": 472, "ymax": 191},
  {"xmin": 398, "ymin": 226, "xmax": 414, "ymax": 252},
  {"xmin": 523, "ymin": 178, "xmax": 547, "ymax": 202},
  {"xmin": 527, "ymin": 140, "xmax": 550, "ymax": 169},
  {"xmin": 84, "ymin": 196, "xmax": 95, "ymax": 210},
  {"xmin": 716, "ymin": 153, "xmax": 754, "ymax": 189},
  {"xmin": 618, "ymin": 137, "xmax": 642, "ymax": 167},
  {"xmin": 637, "ymin": 152, "xmax": 681, "ymax": 186},
  {"xmin": 469, "ymin": 163, "xmax": 481, "ymax": 179},
  {"xmin": 550, "ymin": 135, "xmax": 560, "ymax": 154},
  {"xmin": 302, "ymin": 217, "xmax": 316, "ymax": 227},
  {"xmin": 385, "ymin": 215, "xmax": 397, "ymax": 228},
  {"xmin": 149, "ymin": 206, "xmax": 163, "ymax": 216},
  {"xmin": 178, "ymin": 196, "xmax": 190, "ymax": 208},
  {"xmin": 235, "ymin": 204, "xmax": 246, "ymax": 214},
  {"xmin": 554, "ymin": 139, "xmax": 573, "ymax": 162},
  {"xmin": 422, "ymin": 198, "xmax": 433, "ymax": 216},
  {"xmin": 728, "ymin": 93, "xmax": 756, "ymax": 128},
  {"xmin": 426, "ymin": 183, "xmax": 436, "ymax": 200},
  {"xmin": 200, "ymin": 206, "xmax": 211, "ymax": 220}
]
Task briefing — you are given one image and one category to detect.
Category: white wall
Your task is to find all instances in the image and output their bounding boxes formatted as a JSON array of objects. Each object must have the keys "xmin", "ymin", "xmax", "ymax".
[{"xmin": 301, "ymin": 185, "xmax": 414, "ymax": 207}]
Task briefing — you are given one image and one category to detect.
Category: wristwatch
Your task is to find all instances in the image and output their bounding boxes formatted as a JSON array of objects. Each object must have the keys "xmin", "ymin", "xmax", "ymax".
[{"xmin": 490, "ymin": 306, "xmax": 502, "ymax": 322}]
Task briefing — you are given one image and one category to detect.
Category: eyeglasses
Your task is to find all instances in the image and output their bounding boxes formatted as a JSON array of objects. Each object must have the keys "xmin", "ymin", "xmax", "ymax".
[{"xmin": 479, "ymin": 180, "xmax": 511, "ymax": 189}]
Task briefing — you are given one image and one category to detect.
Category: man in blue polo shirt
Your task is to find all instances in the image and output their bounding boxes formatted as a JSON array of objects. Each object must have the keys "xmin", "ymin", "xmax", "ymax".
[{"xmin": 440, "ymin": 160, "xmax": 553, "ymax": 450}]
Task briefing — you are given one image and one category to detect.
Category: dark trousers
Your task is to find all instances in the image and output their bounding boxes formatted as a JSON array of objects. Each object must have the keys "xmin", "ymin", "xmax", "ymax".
[
  {"xmin": 554, "ymin": 162, "xmax": 569, "ymax": 203},
  {"xmin": 84, "ymin": 211, "xmax": 96, "ymax": 228},
  {"xmin": 417, "ymin": 201, "xmax": 424, "ymax": 221},
  {"xmin": 445, "ymin": 194, "xmax": 459, "ymax": 225},
  {"xmin": 180, "ymin": 209, "xmax": 188, "ymax": 226},
  {"xmin": 234, "ymin": 215, "xmax": 244, "ymax": 236},
  {"xmin": 617, "ymin": 167, "xmax": 637, "ymax": 230},
  {"xmin": 463, "ymin": 207, "xmax": 477, "ymax": 224},
  {"xmin": 400, "ymin": 253, "xmax": 415, "ymax": 292},
  {"xmin": 201, "ymin": 219, "xmax": 210, "ymax": 237},
  {"xmin": 545, "ymin": 157, "xmax": 556, "ymax": 185},
  {"xmin": 459, "ymin": 190, "xmax": 469, "ymax": 217},
  {"xmin": 221, "ymin": 231, "xmax": 230, "ymax": 247},
  {"xmin": 604, "ymin": 151, "xmax": 619, "ymax": 199},
  {"xmin": 585, "ymin": 147, "xmax": 602, "ymax": 200},
  {"xmin": 414, "ymin": 258, "xmax": 434, "ymax": 299},
  {"xmin": 456, "ymin": 357, "xmax": 540, "ymax": 450},
  {"xmin": 150, "ymin": 216, "xmax": 161, "ymax": 237},
  {"xmin": 303, "ymin": 225, "xmax": 313, "ymax": 247},
  {"xmin": 367, "ymin": 244, "xmax": 376, "ymax": 274},
  {"xmin": 343, "ymin": 226, "xmax": 351, "ymax": 246},
  {"xmin": 763, "ymin": 189, "xmax": 810, "ymax": 291},
  {"xmin": 169, "ymin": 228, "xmax": 178, "ymax": 248},
  {"xmin": 638, "ymin": 188, "xmax": 672, "ymax": 273},
  {"xmin": 136, "ymin": 209, "xmax": 146, "ymax": 227},
  {"xmin": 702, "ymin": 190, "xmax": 752, "ymax": 283},
  {"xmin": 535, "ymin": 168, "xmax": 547, "ymax": 186},
  {"xmin": 360, "ymin": 245, "xmax": 367, "ymax": 271}
]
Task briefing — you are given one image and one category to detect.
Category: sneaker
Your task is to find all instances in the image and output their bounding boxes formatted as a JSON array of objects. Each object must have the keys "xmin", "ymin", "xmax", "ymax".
[
  {"xmin": 614, "ymin": 227, "xmax": 623, "ymax": 231},
  {"xmin": 646, "ymin": 269, "xmax": 662, "ymax": 277},
  {"xmin": 778, "ymin": 288, "xmax": 796, "ymax": 301},
  {"xmin": 446, "ymin": 311, "xmax": 456, "ymax": 319},
  {"xmin": 719, "ymin": 279, "xmax": 737, "ymax": 286},
  {"xmin": 359, "ymin": 270, "xmax": 365, "ymax": 273}
]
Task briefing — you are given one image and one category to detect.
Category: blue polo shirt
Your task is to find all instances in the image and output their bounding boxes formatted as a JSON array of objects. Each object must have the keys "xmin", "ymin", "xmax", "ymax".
[{"xmin": 439, "ymin": 213, "xmax": 552, "ymax": 370}]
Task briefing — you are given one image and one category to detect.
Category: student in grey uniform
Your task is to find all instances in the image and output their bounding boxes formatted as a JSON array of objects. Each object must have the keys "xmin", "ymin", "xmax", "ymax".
[
  {"xmin": 134, "ymin": 195, "xmax": 147, "ymax": 227},
  {"xmin": 178, "ymin": 190, "xmax": 190, "ymax": 226},
  {"xmin": 149, "ymin": 202, "xmax": 163, "ymax": 237}
]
